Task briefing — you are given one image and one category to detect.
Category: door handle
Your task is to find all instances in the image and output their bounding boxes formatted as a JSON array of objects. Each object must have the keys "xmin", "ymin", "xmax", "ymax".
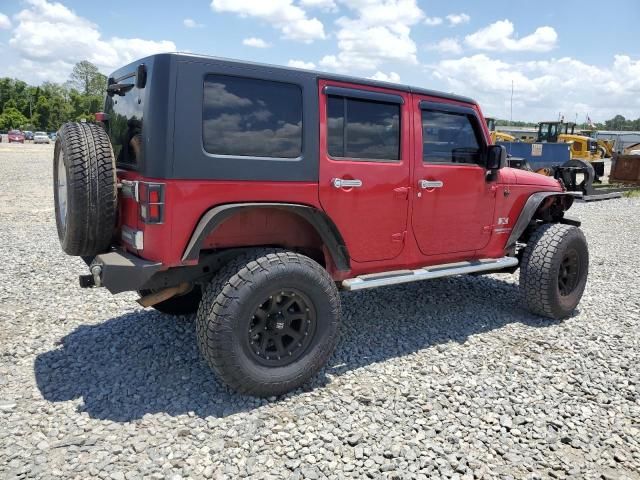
[
  {"xmin": 332, "ymin": 178, "xmax": 363, "ymax": 189},
  {"xmin": 419, "ymin": 179, "xmax": 443, "ymax": 189}
]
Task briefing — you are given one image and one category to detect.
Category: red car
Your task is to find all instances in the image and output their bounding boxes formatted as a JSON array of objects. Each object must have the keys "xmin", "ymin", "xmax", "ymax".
[
  {"xmin": 8, "ymin": 130, "xmax": 25, "ymax": 143},
  {"xmin": 52, "ymin": 54, "xmax": 589, "ymax": 397}
]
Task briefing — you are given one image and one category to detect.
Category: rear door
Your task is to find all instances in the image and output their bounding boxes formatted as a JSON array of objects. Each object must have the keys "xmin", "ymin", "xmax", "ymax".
[
  {"xmin": 411, "ymin": 97, "xmax": 496, "ymax": 256},
  {"xmin": 318, "ymin": 81, "xmax": 411, "ymax": 263}
]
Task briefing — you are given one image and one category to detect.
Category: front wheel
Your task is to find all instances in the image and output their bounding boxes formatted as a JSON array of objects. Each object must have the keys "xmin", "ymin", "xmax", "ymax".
[
  {"xmin": 520, "ymin": 223, "xmax": 589, "ymax": 320},
  {"xmin": 196, "ymin": 251, "xmax": 341, "ymax": 397}
]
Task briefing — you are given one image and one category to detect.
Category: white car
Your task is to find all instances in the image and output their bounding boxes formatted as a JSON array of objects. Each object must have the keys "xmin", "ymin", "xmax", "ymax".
[{"xmin": 33, "ymin": 131, "xmax": 50, "ymax": 144}]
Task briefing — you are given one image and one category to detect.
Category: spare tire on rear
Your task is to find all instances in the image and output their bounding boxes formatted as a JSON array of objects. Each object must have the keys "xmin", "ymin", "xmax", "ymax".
[{"xmin": 53, "ymin": 122, "xmax": 117, "ymax": 256}]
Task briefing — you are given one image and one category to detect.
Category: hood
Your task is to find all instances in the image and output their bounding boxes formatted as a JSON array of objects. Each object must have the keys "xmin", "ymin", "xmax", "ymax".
[{"xmin": 513, "ymin": 168, "xmax": 563, "ymax": 189}]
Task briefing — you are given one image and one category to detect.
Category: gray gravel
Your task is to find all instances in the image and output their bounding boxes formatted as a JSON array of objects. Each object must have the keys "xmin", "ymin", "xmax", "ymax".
[{"xmin": 1, "ymin": 142, "xmax": 639, "ymax": 480}]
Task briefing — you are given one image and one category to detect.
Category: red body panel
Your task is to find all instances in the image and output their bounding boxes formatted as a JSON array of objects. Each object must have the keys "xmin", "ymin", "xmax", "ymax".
[{"xmin": 116, "ymin": 80, "xmax": 563, "ymax": 280}]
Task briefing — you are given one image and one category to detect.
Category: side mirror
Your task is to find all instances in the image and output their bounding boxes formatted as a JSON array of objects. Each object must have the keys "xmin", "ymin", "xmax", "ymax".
[{"xmin": 486, "ymin": 145, "xmax": 507, "ymax": 171}]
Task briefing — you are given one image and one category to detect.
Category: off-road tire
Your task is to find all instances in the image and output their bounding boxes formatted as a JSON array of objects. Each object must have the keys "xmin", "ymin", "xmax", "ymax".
[
  {"xmin": 53, "ymin": 122, "xmax": 117, "ymax": 256},
  {"xmin": 520, "ymin": 223, "xmax": 588, "ymax": 320},
  {"xmin": 196, "ymin": 250, "xmax": 341, "ymax": 397},
  {"xmin": 138, "ymin": 286, "xmax": 202, "ymax": 316}
]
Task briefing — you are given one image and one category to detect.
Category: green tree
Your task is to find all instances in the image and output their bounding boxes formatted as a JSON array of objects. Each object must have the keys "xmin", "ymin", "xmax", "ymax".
[
  {"xmin": 0, "ymin": 107, "xmax": 29, "ymax": 130},
  {"xmin": 69, "ymin": 60, "xmax": 107, "ymax": 96}
]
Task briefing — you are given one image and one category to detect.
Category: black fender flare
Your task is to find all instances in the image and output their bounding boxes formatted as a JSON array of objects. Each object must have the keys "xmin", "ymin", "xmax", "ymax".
[
  {"xmin": 181, "ymin": 202, "xmax": 350, "ymax": 271},
  {"xmin": 505, "ymin": 192, "xmax": 579, "ymax": 253}
]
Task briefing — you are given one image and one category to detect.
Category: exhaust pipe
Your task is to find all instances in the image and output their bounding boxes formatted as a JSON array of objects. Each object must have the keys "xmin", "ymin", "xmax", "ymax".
[{"xmin": 137, "ymin": 282, "xmax": 190, "ymax": 308}]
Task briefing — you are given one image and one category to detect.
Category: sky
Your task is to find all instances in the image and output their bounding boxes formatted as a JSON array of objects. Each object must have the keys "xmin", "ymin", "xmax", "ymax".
[{"xmin": 0, "ymin": 0, "xmax": 639, "ymax": 122}]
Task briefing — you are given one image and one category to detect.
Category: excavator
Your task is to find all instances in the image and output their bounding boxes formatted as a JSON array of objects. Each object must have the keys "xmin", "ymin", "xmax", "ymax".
[{"xmin": 485, "ymin": 117, "xmax": 516, "ymax": 143}]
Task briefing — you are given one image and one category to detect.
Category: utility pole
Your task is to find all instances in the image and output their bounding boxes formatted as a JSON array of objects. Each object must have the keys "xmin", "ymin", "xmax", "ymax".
[{"xmin": 510, "ymin": 80, "xmax": 514, "ymax": 125}]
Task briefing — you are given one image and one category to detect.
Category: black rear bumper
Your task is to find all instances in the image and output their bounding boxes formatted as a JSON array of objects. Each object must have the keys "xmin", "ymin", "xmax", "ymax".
[{"xmin": 83, "ymin": 251, "xmax": 162, "ymax": 294}]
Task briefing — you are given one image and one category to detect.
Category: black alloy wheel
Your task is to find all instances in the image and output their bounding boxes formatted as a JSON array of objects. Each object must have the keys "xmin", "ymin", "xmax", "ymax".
[
  {"xmin": 557, "ymin": 248, "xmax": 580, "ymax": 296},
  {"xmin": 246, "ymin": 289, "xmax": 317, "ymax": 367}
]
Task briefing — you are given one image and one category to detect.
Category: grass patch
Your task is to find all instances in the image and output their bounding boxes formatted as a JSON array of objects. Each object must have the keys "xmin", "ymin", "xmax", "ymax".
[{"xmin": 623, "ymin": 189, "xmax": 640, "ymax": 198}]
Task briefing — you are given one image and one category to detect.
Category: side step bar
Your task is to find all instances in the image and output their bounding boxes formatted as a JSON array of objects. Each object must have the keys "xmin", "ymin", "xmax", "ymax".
[{"xmin": 342, "ymin": 257, "xmax": 519, "ymax": 291}]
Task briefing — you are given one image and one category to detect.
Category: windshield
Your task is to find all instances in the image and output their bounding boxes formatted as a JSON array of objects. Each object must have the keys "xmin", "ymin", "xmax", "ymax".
[
  {"xmin": 35, "ymin": 132, "xmax": 46, "ymax": 136},
  {"xmin": 9, "ymin": 130, "xmax": 21, "ymax": 134}
]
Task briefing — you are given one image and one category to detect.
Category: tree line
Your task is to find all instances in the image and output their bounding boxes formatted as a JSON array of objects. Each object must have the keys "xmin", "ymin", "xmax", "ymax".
[
  {"xmin": 495, "ymin": 116, "xmax": 640, "ymax": 131},
  {"xmin": 0, "ymin": 61, "xmax": 107, "ymax": 132}
]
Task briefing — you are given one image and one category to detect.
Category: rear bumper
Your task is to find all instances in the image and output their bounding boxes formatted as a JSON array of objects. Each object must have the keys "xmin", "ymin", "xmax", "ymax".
[{"xmin": 86, "ymin": 250, "xmax": 162, "ymax": 294}]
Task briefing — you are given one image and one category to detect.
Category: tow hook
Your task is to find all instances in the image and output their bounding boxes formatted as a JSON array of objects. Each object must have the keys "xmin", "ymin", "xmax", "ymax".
[
  {"xmin": 137, "ymin": 282, "xmax": 190, "ymax": 308},
  {"xmin": 78, "ymin": 265, "xmax": 103, "ymax": 289},
  {"xmin": 90, "ymin": 265, "xmax": 103, "ymax": 287}
]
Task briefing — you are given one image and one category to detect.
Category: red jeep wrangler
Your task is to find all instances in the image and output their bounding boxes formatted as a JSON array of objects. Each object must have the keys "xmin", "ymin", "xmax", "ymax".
[{"xmin": 53, "ymin": 53, "xmax": 588, "ymax": 397}]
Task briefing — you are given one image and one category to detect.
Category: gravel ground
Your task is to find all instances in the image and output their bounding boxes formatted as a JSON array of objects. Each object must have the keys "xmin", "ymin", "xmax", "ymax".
[{"xmin": 1, "ymin": 142, "xmax": 639, "ymax": 480}]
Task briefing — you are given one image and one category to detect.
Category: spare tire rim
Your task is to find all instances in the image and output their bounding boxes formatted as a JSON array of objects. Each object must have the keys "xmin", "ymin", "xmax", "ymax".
[
  {"xmin": 57, "ymin": 151, "xmax": 67, "ymax": 229},
  {"xmin": 246, "ymin": 289, "xmax": 317, "ymax": 367},
  {"xmin": 558, "ymin": 248, "xmax": 580, "ymax": 296}
]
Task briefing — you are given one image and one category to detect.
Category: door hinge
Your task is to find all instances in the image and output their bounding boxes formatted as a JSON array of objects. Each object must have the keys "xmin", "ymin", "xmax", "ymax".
[{"xmin": 391, "ymin": 231, "xmax": 406, "ymax": 243}]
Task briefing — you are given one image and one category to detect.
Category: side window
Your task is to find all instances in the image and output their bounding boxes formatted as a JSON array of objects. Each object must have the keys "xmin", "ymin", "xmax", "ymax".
[
  {"xmin": 328, "ymin": 95, "xmax": 400, "ymax": 161},
  {"xmin": 202, "ymin": 75, "xmax": 303, "ymax": 158},
  {"xmin": 422, "ymin": 110, "xmax": 482, "ymax": 164}
]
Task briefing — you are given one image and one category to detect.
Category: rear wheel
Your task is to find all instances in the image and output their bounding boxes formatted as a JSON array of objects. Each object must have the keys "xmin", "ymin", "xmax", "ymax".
[
  {"xmin": 196, "ymin": 250, "xmax": 341, "ymax": 397},
  {"xmin": 520, "ymin": 223, "xmax": 589, "ymax": 319}
]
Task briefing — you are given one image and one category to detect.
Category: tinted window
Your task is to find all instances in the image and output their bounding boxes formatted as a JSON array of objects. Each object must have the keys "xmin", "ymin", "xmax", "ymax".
[
  {"xmin": 422, "ymin": 110, "xmax": 481, "ymax": 164},
  {"xmin": 328, "ymin": 96, "xmax": 400, "ymax": 161},
  {"xmin": 105, "ymin": 73, "xmax": 143, "ymax": 167},
  {"xmin": 203, "ymin": 75, "xmax": 302, "ymax": 158}
]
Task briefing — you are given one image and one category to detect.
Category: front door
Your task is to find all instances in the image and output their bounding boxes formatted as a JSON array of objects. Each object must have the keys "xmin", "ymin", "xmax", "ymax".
[
  {"xmin": 318, "ymin": 80, "xmax": 411, "ymax": 263},
  {"xmin": 411, "ymin": 98, "xmax": 496, "ymax": 257}
]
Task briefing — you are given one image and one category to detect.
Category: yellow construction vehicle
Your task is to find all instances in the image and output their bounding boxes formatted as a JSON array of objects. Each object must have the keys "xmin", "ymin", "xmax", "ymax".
[
  {"xmin": 536, "ymin": 121, "xmax": 605, "ymax": 179},
  {"xmin": 485, "ymin": 117, "xmax": 516, "ymax": 143},
  {"xmin": 579, "ymin": 128, "xmax": 614, "ymax": 158}
]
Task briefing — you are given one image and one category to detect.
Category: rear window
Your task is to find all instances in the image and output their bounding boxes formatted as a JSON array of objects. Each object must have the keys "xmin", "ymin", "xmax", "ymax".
[
  {"xmin": 202, "ymin": 75, "xmax": 303, "ymax": 158},
  {"xmin": 327, "ymin": 96, "xmax": 400, "ymax": 161},
  {"xmin": 105, "ymin": 73, "xmax": 144, "ymax": 167}
]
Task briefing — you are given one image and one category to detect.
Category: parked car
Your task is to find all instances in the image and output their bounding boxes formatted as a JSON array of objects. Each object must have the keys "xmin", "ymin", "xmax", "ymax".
[
  {"xmin": 53, "ymin": 53, "xmax": 589, "ymax": 397},
  {"xmin": 49, "ymin": 132, "xmax": 57, "ymax": 141},
  {"xmin": 24, "ymin": 131, "xmax": 34, "ymax": 141},
  {"xmin": 8, "ymin": 130, "xmax": 25, "ymax": 143},
  {"xmin": 33, "ymin": 131, "xmax": 50, "ymax": 144}
]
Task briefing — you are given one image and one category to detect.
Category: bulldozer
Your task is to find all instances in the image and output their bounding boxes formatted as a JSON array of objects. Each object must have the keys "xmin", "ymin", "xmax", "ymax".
[
  {"xmin": 536, "ymin": 121, "xmax": 605, "ymax": 180},
  {"xmin": 485, "ymin": 117, "xmax": 516, "ymax": 143}
]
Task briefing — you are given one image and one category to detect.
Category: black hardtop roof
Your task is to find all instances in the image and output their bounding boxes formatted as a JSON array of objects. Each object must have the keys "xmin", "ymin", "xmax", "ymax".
[{"xmin": 111, "ymin": 52, "xmax": 477, "ymax": 106}]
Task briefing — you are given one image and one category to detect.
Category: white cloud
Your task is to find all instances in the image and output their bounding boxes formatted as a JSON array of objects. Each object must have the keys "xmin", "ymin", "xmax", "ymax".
[
  {"xmin": 446, "ymin": 13, "xmax": 470, "ymax": 26},
  {"xmin": 427, "ymin": 38, "xmax": 462, "ymax": 55},
  {"xmin": 465, "ymin": 20, "xmax": 557, "ymax": 52},
  {"xmin": 288, "ymin": 59, "xmax": 316, "ymax": 69},
  {"xmin": 430, "ymin": 54, "xmax": 640, "ymax": 121},
  {"xmin": 300, "ymin": 0, "xmax": 337, "ymax": 11},
  {"xmin": 369, "ymin": 71, "xmax": 401, "ymax": 83},
  {"xmin": 6, "ymin": 0, "xmax": 176, "ymax": 83},
  {"xmin": 183, "ymin": 18, "xmax": 203, "ymax": 28},
  {"xmin": 0, "ymin": 12, "xmax": 11, "ymax": 29},
  {"xmin": 319, "ymin": 0, "xmax": 424, "ymax": 72},
  {"xmin": 211, "ymin": 0, "xmax": 325, "ymax": 43},
  {"xmin": 243, "ymin": 37, "xmax": 271, "ymax": 48},
  {"xmin": 424, "ymin": 16, "xmax": 443, "ymax": 26}
]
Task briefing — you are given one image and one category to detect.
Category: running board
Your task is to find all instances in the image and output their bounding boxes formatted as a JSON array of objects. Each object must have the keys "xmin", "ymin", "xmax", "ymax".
[{"xmin": 342, "ymin": 257, "xmax": 519, "ymax": 291}]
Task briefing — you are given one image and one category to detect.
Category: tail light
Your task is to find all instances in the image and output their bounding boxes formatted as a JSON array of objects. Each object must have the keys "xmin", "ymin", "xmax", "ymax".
[{"xmin": 138, "ymin": 182, "xmax": 165, "ymax": 224}]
